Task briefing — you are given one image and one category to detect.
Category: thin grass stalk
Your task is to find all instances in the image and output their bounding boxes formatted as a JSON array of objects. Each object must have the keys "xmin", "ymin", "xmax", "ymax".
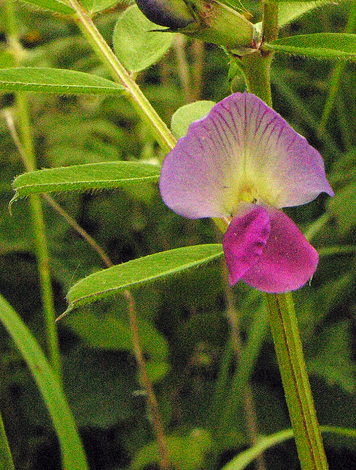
[{"xmin": 4, "ymin": 0, "xmax": 61, "ymax": 382}]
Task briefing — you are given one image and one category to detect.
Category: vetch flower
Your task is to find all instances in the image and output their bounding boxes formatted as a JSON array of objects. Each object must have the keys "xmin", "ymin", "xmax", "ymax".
[{"xmin": 160, "ymin": 93, "xmax": 334, "ymax": 293}]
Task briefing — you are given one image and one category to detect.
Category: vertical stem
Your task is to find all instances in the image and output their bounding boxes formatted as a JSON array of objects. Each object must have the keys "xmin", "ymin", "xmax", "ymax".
[
  {"xmin": 5, "ymin": 0, "xmax": 61, "ymax": 382},
  {"xmin": 18, "ymin": 96, "xmax": 62, "ymax": 382},
  {"xmin": 242, "ymin": 5, "xmax": 328, "ymax": 469},
  {"xmin": 239, "ymin": 2, "xmax": 278, "ymax": 106},
  {"xmin": 266, "ymin": 293, "xmax": 328, "ymax": 470},
  {"xmin": 240, "ymin": 51, "xmax": 273, "ymax": 106},
  {"xmin": 262, "ymin": 2, "xmax": 279, "ymax": 45}
]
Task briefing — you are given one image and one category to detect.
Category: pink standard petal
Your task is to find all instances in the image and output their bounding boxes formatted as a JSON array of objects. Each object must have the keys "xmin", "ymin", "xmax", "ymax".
[
  {"xmin": 159, "ymin": 92, "xmax": 333, "ymax": 220},
  {"xmin": 241, "ymin": 209, "xmax": 319, "ymax": 293},
  {"xmin": 223, "ymin": 204, "xmax": 271, "ymax": 285}
]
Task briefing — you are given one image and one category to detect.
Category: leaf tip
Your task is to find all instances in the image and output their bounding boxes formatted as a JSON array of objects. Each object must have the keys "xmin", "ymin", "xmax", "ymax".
[{"xmin": 55, "ymin": 306, "xmax": 74, "ymax": 323}]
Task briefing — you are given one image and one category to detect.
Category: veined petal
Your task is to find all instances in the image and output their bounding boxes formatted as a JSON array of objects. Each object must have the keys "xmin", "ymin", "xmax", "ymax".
[
  {"xmin": 159, "ymin": 92, "xmax": 333, "ymax": 219},
  {"xmin": 160, "ymin": 97, "xmax": 245, "ymax": 218},
  {"xmin": 241, "ymin": 93, "xmax": 334, "ymax": 208},
  {"xmin": 241, "ymin": 209, "xmax": 319, "ymax": 293},
  {"xmin": 223, "ymin": 204, "xmax": 270, "ymax": 285}
]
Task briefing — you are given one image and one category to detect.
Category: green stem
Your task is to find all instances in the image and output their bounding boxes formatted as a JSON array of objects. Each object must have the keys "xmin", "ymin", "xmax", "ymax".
[
  {"xmin": 239, "ymin": 2, "xmax": 277, "ymax": 106},
  {"xmin": 242, "ymin": 5, "xmax": 328, "ymax": 469},
  {"xmin": 4, "ymin": 0, "xmax": 62, "ymax": 381},
  {"xmin": 17, "ymin": 94, "xmax": 62, "ymax": 383},
  {"xmin": 67, "ymin": 0, "xmax": 176, "ymax": 155},
  {"xmin": 266, "ymin": 293, "xmax": 328, "ymax": 470},
  {"xmin": 0, "ymin": 410, "xmax": 15, "ymax": 470},
  {"xmin": 240, "ymin": 51, "xmax": 273, "ymax": 106}
]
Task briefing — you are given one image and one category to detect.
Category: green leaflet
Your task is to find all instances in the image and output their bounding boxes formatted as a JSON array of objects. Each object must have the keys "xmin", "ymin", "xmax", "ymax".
[
  {"xmin": 63, "ymin": 245, "xmax": 224, "ymax": 315},
  {"xmin": 265, "ymin": 33, "xmax": 356, "ymax": 60},
  {"xmin": 12, "ymin": 162, "xmax": 160, "ymax": 201},
  {"xmin": 113, "ymin": 5, "xmax": 175, "ymax": 73},
  {"xmin": 171, "ymin": 101, "xmax": 216, "ymax": 139},
  {"xmin": 0, "ymin": 67, "xmax": 125, "ymax": 95},
  {"xmin": 0, "ymin": 295, "xmax": 88, "ymax": 470}
]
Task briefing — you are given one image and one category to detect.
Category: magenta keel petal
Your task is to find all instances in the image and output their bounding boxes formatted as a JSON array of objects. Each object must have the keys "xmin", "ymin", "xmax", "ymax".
[
  {"xmin": 223, "ymin": 204, "xmax": 271, "ymax": 285},
  {"xmin": 241, "ymin": 210, "xmax": 319, "ymax": 293}
]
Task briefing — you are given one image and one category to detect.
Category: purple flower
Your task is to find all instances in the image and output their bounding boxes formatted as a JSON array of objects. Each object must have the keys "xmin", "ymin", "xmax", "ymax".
[{"xmin": 160, "ymin": 93, "xmax": 334, "ymax": 293}]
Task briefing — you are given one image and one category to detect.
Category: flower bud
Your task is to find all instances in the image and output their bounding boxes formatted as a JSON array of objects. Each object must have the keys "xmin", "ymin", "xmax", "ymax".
[{"xmin": 135, "ymin": 0, "xmax": 194, "ymax": 30}]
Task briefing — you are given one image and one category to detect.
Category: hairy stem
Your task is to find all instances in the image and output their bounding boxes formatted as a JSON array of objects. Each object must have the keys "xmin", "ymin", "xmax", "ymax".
[
  {"xmin": 67, "ymin": 0, "xmax": 176, "ymax": 155},
  {"xmin": 242, "ymin": 4, "xmax": 328, "ymax": 469},
  {"xmin": 266, "ymin": 293, "xmax": 328, "ymax": 470}
]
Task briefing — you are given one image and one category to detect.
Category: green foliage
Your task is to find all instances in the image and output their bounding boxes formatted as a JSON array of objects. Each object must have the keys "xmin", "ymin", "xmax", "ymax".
[
  {"xmin": 265, "ymin": 33, "xmax": 356, "ymax": 60},
  {"xmin": 64, "ymin": 307, "xmax": 170, "ymax": 382},
  {"xmin": 0, "ymin": 67, "xmax": 125, "ymax": 94},
  {"xmin": 308, "ymin": 321, "xmax": 356, "ymax": 394},
  {"xmin": 12, "ymin": 162, "xmax": 160, "ymax": 200},
  {"xmin": 278, "ymin": 2, "xmax": 326, "ymax": 28},
  {"xmin": 221, "ymin": 427, "xmax": 356, "ymax": 470},
  {"xmin": 65, "ymin": 245, "xmax": 224, "ymax": 314},
  {"xmin": 19, "ymin": 0, "xmax": 74, "ymax": 14},
  {"xmin": 0, "ymin": 294, "xmax": 88, "ymax": 469},
  {"xmin": 62, "ymin": 347, "xmax": 137, "ymax": 427},
  {"xmin": 80, "ymin": 0, "xmax": 118, "ymax": 13},
  {"xmin": 131, "ymin": 429, "xmax": 213, "ymax": 470},
  {"xmin": 0, "ymin": 413, "xmax": 15, "ymax": 470}
]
